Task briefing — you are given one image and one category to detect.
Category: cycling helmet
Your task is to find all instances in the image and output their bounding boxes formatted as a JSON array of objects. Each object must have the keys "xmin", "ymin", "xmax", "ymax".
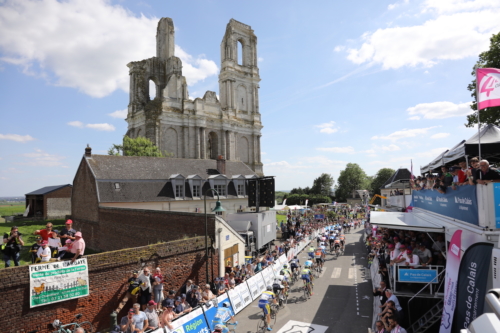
[
  {"xmin": 222, "ymin": 302, "xmax": 230, "ymax": 308},
  {"xmin": 215, "ymin": 324, "xmax": 224, "ymax": 329},
  {"xmin": 294, "ymin": 256, "xmax": 297, "ymax": 259},
  {"xmin": 267, "ymin": 285, "xmax": 273, "ymax": 291},
  {"xmin": 283, "ymin": 264, "xmax": 288, "ymax": 268}
]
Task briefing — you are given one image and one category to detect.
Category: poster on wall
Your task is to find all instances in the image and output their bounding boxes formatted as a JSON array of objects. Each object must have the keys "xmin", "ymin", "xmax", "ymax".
[
  {"xmin": 202, "ymin": 294, "xmax": 235, "ymax": 330},
  {"xmin": 151, "ymin": 306, "xmax": 210, "ymax": 333},
  {"xmin": 29, "ymin": 258, "xmax": 89, "ymax": 308}
]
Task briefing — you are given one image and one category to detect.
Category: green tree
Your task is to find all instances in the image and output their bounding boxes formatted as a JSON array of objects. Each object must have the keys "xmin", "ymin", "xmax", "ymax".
[
  {"xmin": 466, "ymin": 32, "xmax": 500, "ymax": 127},
  {"xmin": 370, "ymin": 168, "xmax": 395, "ymax": 205},
  {"xmin": 108, "ymin": 136, "xmax": 168, "ymax": 157},
  {"xmin": 310, "ymin": 173, "xmax": 335, "ymax": 196},
  {"xmin": 335, "ymin": 163, "xmax": 370, "ymax": 202}
]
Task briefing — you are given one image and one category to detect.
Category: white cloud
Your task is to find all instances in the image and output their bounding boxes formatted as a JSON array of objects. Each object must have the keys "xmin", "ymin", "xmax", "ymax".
[
  {"xmin": 300, "ymin": 156, "xmax": 347, "ymax": 167},
  {"xmin": 316, "ymin": 146, "xmax": 355, "ymax": 153},
  {"xmin": 388, "ymin": 0, "xmax": 408, "ymax": 10},
  {"xmin": 430, "ymin": 132, "xmax": 450, "ymax": 139},
  {"xmin": 334, "ymin": 45, "xmax": 345, "ymax": 52},
  {"xmin": 344, "ymin": 4, "xmax": 500, "ymax": 69},
  {"xmin": 316, "ymin": 121, "xmax": 339, "ymax": 134},
  {"xmin": 68, "ymin": 121, "xmax": 84, "ymax": 128},
  {"xmin": 382, "ymin": 144, "xmax": 401, "ymax": 151},
  {"xmin": 85, "ymin": 123, "xmax": 115, "ymax": 131},
  {"xmin": 258, "ymin": 57, "xmax": 264, "ymax": 62},
  {"xmin": 21, "ymin": 149, "xmax": 66, "ymax": 167},
  {"xmin": 407, "ymin": 101, "xmax": 472, "ymax": 119},
  {"xmin": 266, "ymin": 161, "xmax": 309, "ymax": 169},
  {"xmin": 423, "ymin": 0, "xmax": 499, "ymax": 14},
  {"xmin": 0, "ymin": 133, "xmax": 35, "ymax": 143},
  {"xmin": 68, "ymin": 121, "xmax": 115, "ymax": 131},
  {"xmin": 409, "ymin": 116, "xmax": 421, "ymax": 120},
  {"xmin": 0, "ymin": 0, "xmax": 218, "ymax": 98},
  {"xmin": 372, "ymin": 126, "xmax": 439, "ymax": 141},
  {"xmin": 108, "ymin": 109, "xmax": 128, "ymax": 119}
]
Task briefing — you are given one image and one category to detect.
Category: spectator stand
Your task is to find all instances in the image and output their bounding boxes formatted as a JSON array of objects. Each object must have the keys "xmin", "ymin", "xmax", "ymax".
[{"xmin": 147, "ymin": 225, "xmax": 322, "ymax": 333}]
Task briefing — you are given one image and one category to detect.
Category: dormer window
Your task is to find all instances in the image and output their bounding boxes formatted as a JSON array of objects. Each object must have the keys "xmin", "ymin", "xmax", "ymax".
[
  {"xmin": 237, "ymin": 184, "xmax": 244, "ymax": 196},
  {"xmin": 187, "ymin": 174, "xmax": 204, "ymax": 199},
  {"xmin": 232, "ymin": 175, "xmax": 246, "ymax": 198},
  {"xmin": 170, "ymin": 174, "xmax": 186, "ymax": 199},
  {"xmin": 208, "ymin": 174, "xmax": 229, "ymax": 198},
  {"xmin": 214, "ymin": 184, "xmax": 226, "ymax": 196}
]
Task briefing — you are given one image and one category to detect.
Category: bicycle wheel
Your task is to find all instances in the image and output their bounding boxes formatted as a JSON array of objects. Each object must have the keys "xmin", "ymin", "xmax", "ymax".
[
  {"xmin": 77, "ymin": 321, "xmax": 94, "ymax": 333},
  {"xmin": 257, "ymin": 316, "xmax": 267, "ymax": 333},
  {"xmin": 303, "ymin": 285, "xmax": 308, "ymax": 300}
]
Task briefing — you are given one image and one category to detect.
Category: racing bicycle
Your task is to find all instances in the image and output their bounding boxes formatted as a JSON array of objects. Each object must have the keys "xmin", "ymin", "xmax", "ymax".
[
  {"xmin": 256, "ymin": 304, "xmax": 278, "ymax": 333},
  {"xmin": 51, "ymin": 314, "xmax": 94, "ymax": 333}
]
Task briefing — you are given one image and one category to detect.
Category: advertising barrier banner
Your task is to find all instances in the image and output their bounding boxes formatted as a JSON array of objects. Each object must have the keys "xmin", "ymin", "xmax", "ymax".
[
  {"xmin": 271, "ymin": 260, "xmax": 282, "ymax": 276},
  {"xmin": 412, "ymin": 187, "xmax": 478, "ymax": 225},
  {"xmin": 439, "ymin": 230, "xmax": 462, "ymax": 333},
  {"xmin": 235, "ymin": 282, "xmax": 252, "ymax": 309},
  {"xmin": 202, "ymin": 294, "xmax": 234, "ymax": 330},
  {"xmin": 493, "ymin": 183, "xmax": 500, "ymax": 229},
  {"xmin": 151, "ymin": 306, "xmax": 210, "ymax": 333},
  {"xmin": 278, "ymin": 254, "xmax": 288, "ymax": 266},
  {"xmin": 452, "ymin": 242, "xmax": 494, "ymax": 332},
  {"xmin": 254, "ymin": 272, "xmax": 267, "ymax": 295},
  {"xmin": 398, "ymin": 268, "xmax": 438, "ymax": 283},
  {"xmin": 29, "ymin": 258, "xmax": 89, "ymax": 308},
  {"xmin": 227, "ymin": 288, "xmax": 244, "ymax": 314},
  {"xmin": 261, "ymin": 267, "xmax": 275, "ymax": 288},
  {"xmin": 246, "ymin": 275, "xmax": 261, "ymax": 300}
]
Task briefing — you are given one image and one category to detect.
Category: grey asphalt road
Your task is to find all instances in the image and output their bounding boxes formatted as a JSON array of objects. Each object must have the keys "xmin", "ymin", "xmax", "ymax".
[{"xmin": 232, "ymin": 228, "xmax": 373, "ymax": 333}]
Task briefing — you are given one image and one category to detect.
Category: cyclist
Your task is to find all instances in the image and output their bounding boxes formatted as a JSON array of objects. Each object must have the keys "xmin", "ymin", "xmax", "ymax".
[
  {"xmin": 328, "ymin": 232, "xmax": 336, "ymax": 252},
  {"xmin": 281, "ymin": 264, "xmax": 292, "ymax": 282},
  {"xmin": 319, "ymin": 241, "xmax": 327, "ymax": 260},
  {"xmin": 211, "ymin": 302, "xmax": 237, "ymax": 333},
  {"xmin": 307, "ymin": 246, "xmax": 315, "ymax": 260},
  {"xmin": 272, "ymin": 275, "xmax": 287, "ymax": 302},
  {"xmin": 339, "ymin": 234, "xmax": 345, "ymax": 252},
  {"xmin": 334, "ymin": 238, "xmax": 341, "ymax": 255},
  {"xmin": 258, "ymin": 286, "xmax": 277, "ymax": 331},
  {"xmin": 314, "ymin": 247, "xmax": 324, "ymax": 271},
  {"xmin": 301, "ymin": 265, "xmax": 313, "ymax": 296},
  {"xmin": 304, "ymin": 257, "xmax": 314, "ymax": 269},
  {"xmin": 289, "ymin": 256, "xmax": 300, "ymax": 274}
]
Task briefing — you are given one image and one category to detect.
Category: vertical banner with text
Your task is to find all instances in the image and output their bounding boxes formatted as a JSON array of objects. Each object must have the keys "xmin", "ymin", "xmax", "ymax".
[
  {"xmin": 439, "ymin": 230, "xmax": 462, "ymax": 333},
  {"xmin": 29, "ymin": 258, "xmax": 89, "ymax": 308},
  {"xmin": 452, "ymin": 242, "xmax": 494, "ymax": 332}
]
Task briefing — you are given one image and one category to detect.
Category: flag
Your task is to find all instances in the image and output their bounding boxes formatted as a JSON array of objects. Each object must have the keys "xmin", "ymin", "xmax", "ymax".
[
  {"xmin": 476, "ymin": 68, "xmax": 500, "ymax": 110},
  {"xmin": 305, "ymin": 199, "xmax": 309, "ymax": 207},
  {"xmin": 282, "ymin": 198, "xmax": 287, "ymax": 206}
]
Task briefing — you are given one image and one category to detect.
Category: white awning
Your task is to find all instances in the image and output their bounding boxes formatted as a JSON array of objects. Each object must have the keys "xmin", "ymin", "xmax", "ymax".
[{"xmin": 371, "ymin": 212, "xmax": 444, "ymax": 232}]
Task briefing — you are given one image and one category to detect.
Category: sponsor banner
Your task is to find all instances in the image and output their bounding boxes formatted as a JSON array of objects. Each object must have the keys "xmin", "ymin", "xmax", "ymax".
[
  {"xmin": 151, "ymin": 306, "xmax": 210, "ymax": 333},
  {"xmin": 440, "ymin": 230, "xmax": 462, "ymax": 333},
  {"xmin": 493, "ymin": 248, "xmax": 500, "ymax": 289},
  {"xmin": 254, "ymin": 271, "xmax": 267, "ymax": 295},
  {"xmin": 412, "ymin": 187, "xmax": 478, "ymax": 225},
  {"xmin": 493, "ymin": 183, "xmax": 500, "ymax": 229},
  {"xmin": 202, "ymin": 294, "xmax": 234, "ymax": 330},
  {"xmin": 452, "ymin": 242, "xmax": 494, "ymax": 332},
  {"xmin": 235, "ymin": 281, "xmax": 252, "ymax": 309},
  {"xmin": 314, "ymin": 214, "xmax": 325, "ymax": 220},
  {"xmin": 29, "ymin": 258, "xmax": 89, "ymax": 308},
  {"xmin": 398, "ymin": 268, "xmax": 438, "ymax": 283},
  {"xmin": 271, "ymin": 260, "xmax": 282, "ymax": 276},
  {"xmin": 227, "ymin": 288, "xmax": 244, "ymax": 314},
  {"xmin": 287, "ymin": 246, "xmax": 296, "ymax": 261},
  {"xmin": 477, "ymin": 68, "xmax": 500, "ymax": 110},
  {"xmin": 261, "ymin": 267, "xmax": 275, "ymax": 287},
  {"xmin": 246, "ymin": 275, "xmax": 261, "ymax": 300}
]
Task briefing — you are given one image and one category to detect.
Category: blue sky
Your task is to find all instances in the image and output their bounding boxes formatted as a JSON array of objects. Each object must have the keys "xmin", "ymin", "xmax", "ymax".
[{"xmin": 1, "ymin": 0, "xmax": 499, "ymax": 196}]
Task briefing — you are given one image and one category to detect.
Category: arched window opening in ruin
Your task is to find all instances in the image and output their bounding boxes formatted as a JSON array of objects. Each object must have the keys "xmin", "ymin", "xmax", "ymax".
[
  {"xmin": 149, "ymin": 80, "xmax": 156, "ymax": 100},
  {"xmin": 237, "ymin": 40, "xmax": 243, "ymax": 65}
]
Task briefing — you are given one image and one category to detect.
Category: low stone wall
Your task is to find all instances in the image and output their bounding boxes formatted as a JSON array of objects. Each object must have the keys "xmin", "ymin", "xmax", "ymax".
[{"xmin": 0, "ymin": 236, "xmax": 218, "ymax": 333}]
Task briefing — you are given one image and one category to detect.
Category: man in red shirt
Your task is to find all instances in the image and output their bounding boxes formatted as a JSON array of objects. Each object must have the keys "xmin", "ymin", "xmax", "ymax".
[{"xmin": 34, "ymin": 223, "xmax": 53, "ymax": 241}]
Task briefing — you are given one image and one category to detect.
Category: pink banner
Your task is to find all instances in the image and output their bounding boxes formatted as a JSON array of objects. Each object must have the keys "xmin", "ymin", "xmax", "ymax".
[
  {"xmin": 439, "ymin": 230, "xmax": 462, "ymax": 333},
  {"xmin": 477, "ymin": 68, "xmax": 500, "ymax": 110}
]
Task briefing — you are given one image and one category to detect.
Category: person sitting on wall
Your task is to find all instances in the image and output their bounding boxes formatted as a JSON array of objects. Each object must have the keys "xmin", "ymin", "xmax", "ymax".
[
  {"xmin": 59, "ymin": 219, "xmax": 76, "ymax": 244},
  {"xmin": 61, "ymin": 231, "xmax": 85, "ymax": 263}
]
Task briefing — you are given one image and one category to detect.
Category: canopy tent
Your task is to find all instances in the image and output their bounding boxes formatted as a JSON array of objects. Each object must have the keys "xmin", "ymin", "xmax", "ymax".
[
  {"xmin": 420, "ymin": 163, "xmax": 430, "ymax": 174},
  {"xmin": 426, "ymin": 149, "xmax": 449, "ymax": 173},
  {"xmin": 443, "ymin": 124, "xmax": 500, "ymax": 165},
  {"xmin": 370, "ymin": 211, "xmax": 444, "ymax": 232}
]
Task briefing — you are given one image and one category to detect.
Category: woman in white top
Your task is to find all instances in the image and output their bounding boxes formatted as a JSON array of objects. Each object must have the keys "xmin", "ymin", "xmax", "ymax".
[{"xmin": 37, "ymin": 241, "xmax": 51, "ymax": 262}]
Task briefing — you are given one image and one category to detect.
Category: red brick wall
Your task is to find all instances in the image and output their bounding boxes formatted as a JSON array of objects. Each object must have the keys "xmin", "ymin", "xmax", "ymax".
[
  {"xmin": 0, "ymin": 237, "xmax": 219, "ymax": 333},
  {"xmin": 71, "ymin": 158, "xmax": 99, "ymax": 223},
  {"xmin": 74, "ymin": 206, "xmax": 215, "ymax": 252}
]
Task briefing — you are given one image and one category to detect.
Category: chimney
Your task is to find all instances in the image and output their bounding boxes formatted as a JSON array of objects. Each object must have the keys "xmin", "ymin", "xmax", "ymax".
[
  {"xmin": 85, "ymin": 144, "xmax": 92, "ymax": 157},
  {"xmin": 216, "ymin": 155, "xmax": 226, "ymax": 174}
]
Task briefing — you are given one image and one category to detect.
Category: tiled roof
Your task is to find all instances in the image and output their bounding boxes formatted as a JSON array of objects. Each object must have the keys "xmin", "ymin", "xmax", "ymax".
[
  {"xmin": 380, "ymin": 168, "xmax": 412, "ymax": 189},
  {"xmin": 25, "ymin": 184, "xmax": 72, "ymax": 196}
]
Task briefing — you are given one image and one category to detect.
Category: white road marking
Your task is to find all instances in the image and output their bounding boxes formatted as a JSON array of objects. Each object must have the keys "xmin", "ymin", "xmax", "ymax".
[
  {"xmin": 363, "ymin": 295, "xmax": 370, "ymax": 300},
  {"xmin": 348, "ymin": 268, "xmax": 355, "ymax": 279},
  {"xmin": 331, "ymin": 267, "xmax": 341, "ymax": 278},
  {"xmin": 276, "ymin": 320, "xmax": 328, "ymax": 333}
]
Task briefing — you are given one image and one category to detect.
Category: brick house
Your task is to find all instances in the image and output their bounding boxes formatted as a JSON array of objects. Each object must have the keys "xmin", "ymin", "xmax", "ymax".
[{"xmin": 25, "ymin": 184, "xmax": 72, "ymax": 219}]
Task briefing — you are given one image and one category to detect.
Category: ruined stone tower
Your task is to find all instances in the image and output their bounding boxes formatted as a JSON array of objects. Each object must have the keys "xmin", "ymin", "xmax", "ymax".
[{"xmin": 125, "ymin": 18, "xmax": 263, "ymax": 176}]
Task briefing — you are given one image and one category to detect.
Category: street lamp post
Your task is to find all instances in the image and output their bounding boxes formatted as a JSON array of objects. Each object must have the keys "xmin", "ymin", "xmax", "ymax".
[{"xmin": 203, "ymin": 189, "xmax": 225, "ymax": 284}]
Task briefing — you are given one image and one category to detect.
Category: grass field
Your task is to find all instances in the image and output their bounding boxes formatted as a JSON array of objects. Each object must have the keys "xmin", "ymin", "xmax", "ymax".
[
  {"xmin": 276, "ymin": 213, "xmax": 287, "ymax": 226},
  {"xmin": 0, "ymin": 203, "xmax": 25, "ymax": 217},
  {"xmin": 0, "ymin": 220, "xmax": 101, "ymax": 269}
]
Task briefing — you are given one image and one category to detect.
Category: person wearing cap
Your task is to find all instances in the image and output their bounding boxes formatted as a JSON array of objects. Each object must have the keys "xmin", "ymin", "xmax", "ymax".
[
  {"xmin": 3, "ymin": 226, "xmax": 24, "ymax": 267},
  {"xmin": 214, "ymin": 278, "xmax": 228, "ymax": 296},
  {"xmin": 124, "ymin": 271, "xmax": 141, "ymax": 304},
  {"xmin": 120, "ymin": 308, "xmax": 136, "ymax": 333},
  {"xmin": 61, "ymin": 231, "xmax": 85, "ymax": 263},
  {"xmin": 37, "ymin": 240, "xmax": 51, "ymax": 263},
  {"xmin": 393, "ymin": 244, "xmax": 409, "ymax": 267},
  {"xmin": 187, "ymin": 285, "xmax": 202, "ymax": 308},
  {"xmin": 30, "ymin": 236, "xmax": 43, "ymax": 263},
  {"xmin": 59, "ymin": 219, "xmax": 76, "ymax": 243},
  {"xmin": 179, "ymin": 293, "xmax": 192, "ymax": 313},
  {"xmin": 160, "ymin": 300, "xmax": 178, "ymax": 330},
  {"xmin": 173, "ymin": 297, "xmax": 184, "ymax": 314},
  {"xmin": 144, "ymin": 300, "xmax": 159, "ymax": 330},
  {"xmin": 161, "ymin": 290, "xmax": 176, "ymax": 309},
  {"xmin": 48, "ymin": 230, "xmax": 62, "ymax": 259}
]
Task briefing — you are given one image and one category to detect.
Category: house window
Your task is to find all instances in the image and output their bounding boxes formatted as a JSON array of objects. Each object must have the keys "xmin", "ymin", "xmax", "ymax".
[
  {"xmin": 193, "ymin": 185, "xmax": 200, "ymax": 197},
  {"xmin": 237, "ymin": 184, "xmax": 244, "ymax": 196},
  {"xmin": 175, "ymin": 185, "xmax": 184, "ymax": 198},
  {"xmin": 214, "ymin": 184, "xmax": 226, "ymax": 196}
]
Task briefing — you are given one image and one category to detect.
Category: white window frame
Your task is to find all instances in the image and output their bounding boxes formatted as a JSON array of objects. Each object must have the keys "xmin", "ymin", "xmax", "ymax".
[
  {"xmin": 170, "ymin": 174, "xmax": 186, "ymax": 200},
  {"xmin": 237, "ymin": 184, "xmax": 244, "ymax": 196},
  {"xmin": 187, "ymin": 175, "xmax": 204, "ymax": 200},
  {"xmin": 214, "ymin": 184, "xmax": 226, "ymax": 196},
  {"xmin": 208, "ymin": 175, "xmax": 228, "ymax": 198}
]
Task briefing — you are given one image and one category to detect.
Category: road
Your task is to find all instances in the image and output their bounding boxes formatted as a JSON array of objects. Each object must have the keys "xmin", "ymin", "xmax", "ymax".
[{"xmin": 232, "ymin": 228, "xmax": 373, "ymax": 333}]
